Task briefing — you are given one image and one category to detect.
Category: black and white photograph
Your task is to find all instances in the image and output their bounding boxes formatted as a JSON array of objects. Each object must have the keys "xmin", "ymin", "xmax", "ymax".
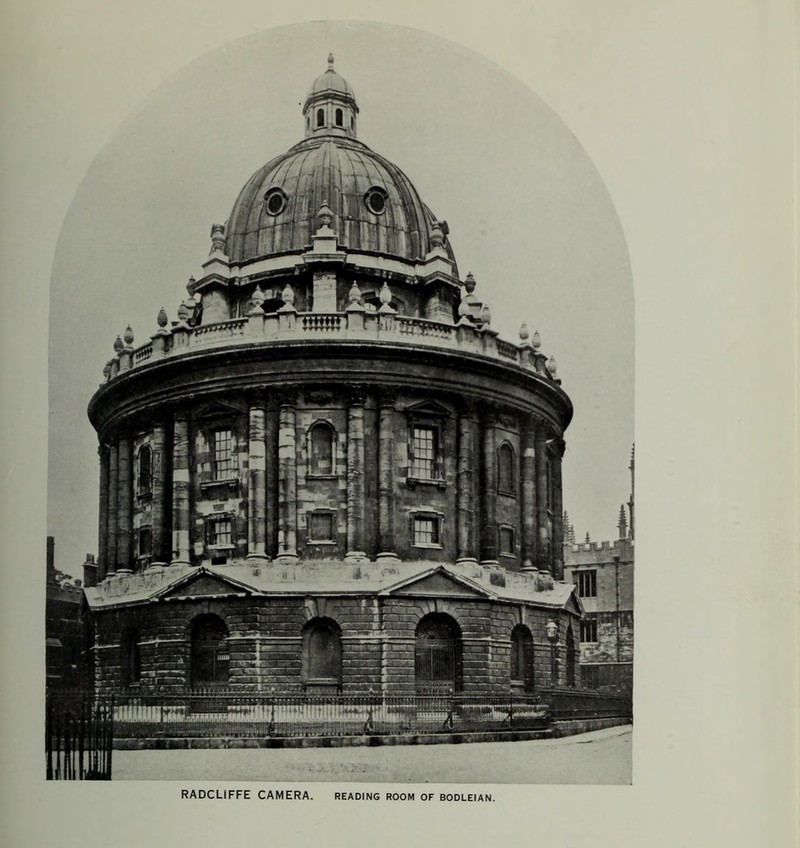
[
  {"xmin": 43, "ymin": 21, "xmax": 634, "ymax": 784},
  {"xmin": 2, "ymin": 2, "xmax": 795, "ymax": 847}
]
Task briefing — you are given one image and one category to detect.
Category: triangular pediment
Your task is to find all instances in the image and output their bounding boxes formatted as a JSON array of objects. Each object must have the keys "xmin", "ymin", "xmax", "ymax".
[
  {"xmin": 158, "ymin": 568, "xmax": 254, "ymax": 601},
  {"xmin": 382, "ymin": 567, "xmax": 492, "ymax": 599},
  {"xmin": 404, "ymin": 399, "xmax": 451, "ymax": 418},
  {"xmin": 195, "ymin": 400, "xmax": 245, "ymax": 420},
  {"xmin": 564, "ymin": 587, "xmax": 583, "ymax": 617}
]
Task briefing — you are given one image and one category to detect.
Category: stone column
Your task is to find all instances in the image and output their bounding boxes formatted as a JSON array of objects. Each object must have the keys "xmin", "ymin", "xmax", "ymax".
[
  {"xmin": 116, "ymin": 435, "xmax": 133, "ymax": 573},
  {"xmin": 96, "ymin": 444, "xmax": 110, "ymax": 581},
  {"xmin": 171, "ymin": 412, "xmax": 191, "ymax": 566},
  {"xmin": 346, "ymin": 390, "xmax": 366, "ymax": 560},
  {"xmin": 551, "ymin": 437, "xmax": 565, "ymax": 580},
  {"xmin": 277, "ymin": 394, "xmax": 298, "ymax": 560},
  {"xmin": 456, "ymin": 404, "xmax": 477, "ymax": 563},
  {"xmin": 534, "ymin": 423, "xmax": 551, "ymax": 573},
  {"xmin": 520, "ymin": 418, "xmax": 538, "ymax": 571},
  {"xmin": 479, "ymin": 409, "xmax": 498, "ymax": 564},
  {"xmin": 377, "ymin": 393, "xmax": 396, "ymax": 559},
  {"xmin": 150, "ymin": 420, "xmax": 168, "ymax": 566},
  {"xmin": 247, "ymin": 402, "xmax": 268, "ymax": 563},
  {"xmin": 107, "ymin": 441, "xmax": 119, "ymax": 574}
]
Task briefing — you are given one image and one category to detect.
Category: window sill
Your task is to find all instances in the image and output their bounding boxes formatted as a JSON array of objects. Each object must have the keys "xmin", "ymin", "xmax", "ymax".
[
  {"xmin": 406, "ymin": 477, "xmax": 447, "ymax": 491},
  {"xmin": 411, "ymin": 542, "xmax": 443, "ymax": 550},
  {"xmin": 200, "ymin": 478, "xmax": 239, "ymax": 492},
  {"xmin": 497, "ymin": 490, "xmax": 517, "ymax": 499},
  {"xmin": 136, "ymin": 492, "xmax": 153, "ymax": 503},
  {"xmin": 306, "ymin": 474, "xmax": 338, "ymax": 481},
  {"xmin": 306, "ymin": 539, "xmax": 336, "ymax": 546},
  {"xmin": 498, "ymin": 552, "xmax": 517, "ymax": 560},
  {"xmin": 207, "ymin": 545, "xmax": 235, "ymax": 553}
]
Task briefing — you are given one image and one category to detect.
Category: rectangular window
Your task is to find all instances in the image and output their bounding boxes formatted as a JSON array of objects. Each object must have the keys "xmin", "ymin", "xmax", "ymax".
[
  {"xmin": 213, "ymin": 429, "xmax": 234, "ymax": 480},
  {"xmin": 411, "ymin": 426, "xmax": 437, "ymax": 480},
  {"xmin": 208, "ymin": 516, "xmax": 232, "ymax": 548},
  {"xmin": 308, "ymin": 512, "xmax": 335, "ymax": 542},
  {"xmin": 580, "ymin": 617, "xmax": 598, "ymax": 643},
  {"xmin": 498, "ymin": 525, "xmax": 515, "ymax": 555},
  {"xmin": 137, "ymin": 526, "xmax": 152, "ymax": 558},
  {"xmin": 576, "ymin": 570, "xmax": 597, "ymax": 598},
  {"xmin": 413, "ymin": 514, "xmax": 441, "ymax": 546}
]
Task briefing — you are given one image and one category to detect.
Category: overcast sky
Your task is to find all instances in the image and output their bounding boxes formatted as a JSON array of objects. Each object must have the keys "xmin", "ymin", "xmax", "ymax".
[{"xmin": 47, "ymin": 21, "xmax": 633, "ymax": 576}]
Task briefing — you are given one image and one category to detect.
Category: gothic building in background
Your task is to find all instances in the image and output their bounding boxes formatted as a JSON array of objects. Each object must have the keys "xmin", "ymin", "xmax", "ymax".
[
  {"xmin": 83, "ymin": 58, "xmax": 582, "ymax": 697},
  {"xmin": 564, "ymin": 447, "xmax": 634, "ymax": 693}
]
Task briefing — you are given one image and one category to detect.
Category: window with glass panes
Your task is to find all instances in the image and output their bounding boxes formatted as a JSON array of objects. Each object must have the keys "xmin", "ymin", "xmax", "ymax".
[
  {"xmin": 213, "ymin": 429, "xmax": 234, "ymax": 479},
  {"xmin": 413, "ymin": 515, "xmax": 440, "ymax": 546},
  {"xmin": 411, "ymin": 426, "xmax": 437, "ymax": 479},
  {"xmin": 580, "ymin": 617, "xmax": 598, "ymax": 643},
  {"xmin": 208, "ymin": 516, "xmax": 232, "ymax": 547},
  {"xmin": 576, "ymin": 570, "xmax": 597, "ymax": 598}
]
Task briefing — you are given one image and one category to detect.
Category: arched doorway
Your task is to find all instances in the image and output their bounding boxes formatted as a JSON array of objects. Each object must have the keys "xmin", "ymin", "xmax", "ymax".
[
  {"xmin": 510, "ymin": 624, "xmax": 534, "ymax": 692},
  {"xmin": 190, "ymin": 614, "xmax": 229, "ymax": 690},
  {"xmin": 301, "ymin": 617, "xmax": 342, "ymax": 693},
  {"xmin": 414, "ymin": 613, "xmax": 462, "ymax": 695}
]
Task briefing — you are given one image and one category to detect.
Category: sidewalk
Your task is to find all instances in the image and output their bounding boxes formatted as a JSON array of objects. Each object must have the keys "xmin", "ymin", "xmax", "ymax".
[{"xmin": 112, "ymin": 724, "xmax": 632, "ymax": 784}]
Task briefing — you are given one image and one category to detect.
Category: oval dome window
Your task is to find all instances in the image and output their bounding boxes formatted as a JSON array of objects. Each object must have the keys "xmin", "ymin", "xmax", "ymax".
[
  {"xmin": 264, "ymin": 188, "xmax": 287, "ymax": 216},
  {"xmin": 364, "ymin": 187, "xmax": 387, "ymax": 215}
]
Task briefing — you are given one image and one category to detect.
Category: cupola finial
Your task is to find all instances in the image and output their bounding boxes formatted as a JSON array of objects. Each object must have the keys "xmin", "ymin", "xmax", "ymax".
[{"xmin": 327, "ymin": 53, "xmax": 335, "ymax": 70}]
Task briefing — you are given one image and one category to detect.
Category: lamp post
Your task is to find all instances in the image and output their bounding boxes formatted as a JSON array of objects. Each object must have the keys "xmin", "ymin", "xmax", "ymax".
[{"xmin": 546, "ymin": 619, "xmax": 559, "ymax": 686}]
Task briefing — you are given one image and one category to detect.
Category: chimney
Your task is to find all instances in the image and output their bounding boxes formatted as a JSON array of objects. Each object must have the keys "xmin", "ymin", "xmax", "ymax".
[{"xmin": 82, "ymin": 553, "xmax": 98, "ymax": 588}]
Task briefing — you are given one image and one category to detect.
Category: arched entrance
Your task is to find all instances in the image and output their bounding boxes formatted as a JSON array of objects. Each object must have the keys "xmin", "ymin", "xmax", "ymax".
[
  {"xmin": 414, "ymin": 613, "xmax": 462, "ymax": 694},
  {"xmin": 190, "ymin": 614, "xmax": 229, "ymax": 690}
]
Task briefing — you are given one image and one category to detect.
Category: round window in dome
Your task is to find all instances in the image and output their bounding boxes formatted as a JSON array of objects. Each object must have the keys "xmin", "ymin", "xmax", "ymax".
[
  {"xmin": 364, "ymin": 187, "xmax": 388, "ymax": 215},
  {"xmin": 264, "ymin": 188, "xmax": 287, "ymax": 216}
]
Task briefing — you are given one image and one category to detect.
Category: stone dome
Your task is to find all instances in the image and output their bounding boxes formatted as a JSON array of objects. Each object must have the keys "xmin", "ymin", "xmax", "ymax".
[{"xmin": 225, "ymin": 57, "xmax": 456, "ymax": 268}]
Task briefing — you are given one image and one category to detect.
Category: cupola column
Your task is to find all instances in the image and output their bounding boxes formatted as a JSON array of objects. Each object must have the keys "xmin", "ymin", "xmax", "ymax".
[
  {"xmin": 106, "ymin": 440, "xmax": 119, "ymax": 575},
  {"xmin": 377, "ymin": 392, "xmax": 396, "ymax": 559},
  {"xmin": 150, "ymin": 419, "xmax": 168, "ymax": 566},
  {"xmin": 551, "ymin": 438, "xmax": 565, "ymax": 580},
  {"xmin": 96, "ymin": 444, "xmax": 110, "ymax": 581},
  {"xmin": 346, "ymin": 390, "xmax": 367, "ymax": 560},
  {"xmin": 534, "ymin": 425, "xmax": 552, "ymax": 573},
  {"xmin": 479, "ymin": 409, "xmax": 498, "ymax": 564},
  {"xmin": 247, "ymin": 402, "xmax": 268, "ymax": 563},
  {"xmin": 116, "ymin": 435, "xmax": 133, "ymax": 572},
  {"xmin": 277, "ymin": 393, "xmax": 299, "ymax": 560},
  {"xmin": 171, "ymin": 412, "xmax": 192, "ymax": 566},
  {"xmin": 520, "ymin": 418, "xmax": 538, "ymax": 571},
  {"xmin": 456, "ymin": 403, "xmax": 477, "ymax": 563}
]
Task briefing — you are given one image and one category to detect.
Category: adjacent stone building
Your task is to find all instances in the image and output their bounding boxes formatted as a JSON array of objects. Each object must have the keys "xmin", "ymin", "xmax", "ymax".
[
  {"xmin": 564, "ymin": 447, "xmax": 634, "ymax": 693},
  {"xmin": 84, "ymin": 58, "xmax": 582, "ymax": 698}
]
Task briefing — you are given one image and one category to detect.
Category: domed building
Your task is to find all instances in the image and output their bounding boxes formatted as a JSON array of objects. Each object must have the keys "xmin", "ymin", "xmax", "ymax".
[{"xmin": 84, "ymin": 57, "xmax": 581, "ymax": 702}]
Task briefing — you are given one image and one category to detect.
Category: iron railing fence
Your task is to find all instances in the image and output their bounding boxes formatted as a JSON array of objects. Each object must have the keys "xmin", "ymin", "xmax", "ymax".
[
  {"xmin": 112, "ymin": 691, "xmax": 553, "ymax": 739},
  {"xmin": 46, "ymin": 693, "xmax": 114, "ymax": 779},
  {"xmin": 537, "ymin": 687, "xmax": 632, "ymax": 721}
]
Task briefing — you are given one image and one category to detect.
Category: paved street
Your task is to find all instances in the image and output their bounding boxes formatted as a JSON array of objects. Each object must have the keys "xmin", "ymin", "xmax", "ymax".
[{"xmin": 112, "ymin": 724, "xmax": 631, "ymax": 784}]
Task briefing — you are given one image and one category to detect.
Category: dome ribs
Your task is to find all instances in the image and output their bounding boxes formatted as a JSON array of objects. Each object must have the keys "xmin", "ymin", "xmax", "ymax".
[{"xmin": 224, "ymin": 136, "xmax": 441, "ymax": 265}]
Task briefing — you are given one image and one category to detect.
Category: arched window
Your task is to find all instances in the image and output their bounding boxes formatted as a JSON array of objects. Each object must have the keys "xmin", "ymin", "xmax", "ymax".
[
  {"xmin": 137, "ymin": 445, "xmax": 152, "ymax": 495},
  {"xmin": 316, "ymin": 108, "xmax": 325, "ymax": 127},
  {"xmin": 335, "ymin": 108, "xmax": 343, "ymax": 126},
  {"xmin": 497, "ymin": 442, "xmax": 515, "ymax": 494},
  {"xmin": 415, "ymin": 613, "xmax": 462, "ymax": 694},
  {"xmin": 566, "ymin": 625, "xmax": 577, "ymax": 688},
  {"xmin": 510, "ymin": 625, "xmax": 534, "ymax": 691},
  {"xmin": 302, "ymin": 618, "xmax": 342, "ymax": 689},
  {"xmin": 308, "ymin": 421, "xmax": 335, "ymax": 476},
  {"xmin": 122, "ymin": 629, "xmax": 141, "ymax": 687},
  {"xmin": 190, "ymin": 615, "xmax": 229, "ymax": 689}
]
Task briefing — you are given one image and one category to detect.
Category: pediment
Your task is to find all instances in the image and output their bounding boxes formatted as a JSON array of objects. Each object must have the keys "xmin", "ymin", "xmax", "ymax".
[
  {"xmin": 382, "ymin": 568, "xmax": 492, "ymax": 599},
  {"xmin": 404, "ymin": 399, "xmax": 451, "ymax": 418},
  {"xmin": 564, "ymin": 588, "xmax": 583, "ymax": 617},
  {"xmin": 158, "ymin": 569, "xmax": 254, "ymax": 601},
  {"xmin": 194, "ymin": 400, "xmax": 245, "ymax": 420}
]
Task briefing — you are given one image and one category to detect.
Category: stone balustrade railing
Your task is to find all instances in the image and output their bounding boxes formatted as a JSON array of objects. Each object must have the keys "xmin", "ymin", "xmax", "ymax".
[{"xmin": 104, "ymin": 310, "xmax": 559, "ymax": 384}]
